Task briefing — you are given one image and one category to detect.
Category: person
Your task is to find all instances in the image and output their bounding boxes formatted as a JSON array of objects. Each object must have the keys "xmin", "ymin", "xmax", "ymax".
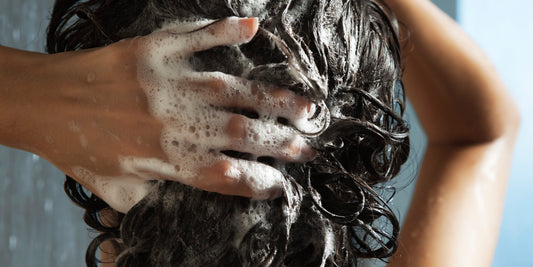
[
  {"xmin": 47, "ymin": 0, "xmax": 410, "ymax": 266},
  {"xmin": 0, "ymin": 0, "xmax": 518, "ymax": 267},
  {"xmin": 1, "ymin": 17, "xmax": 313, "ymax": 211}
]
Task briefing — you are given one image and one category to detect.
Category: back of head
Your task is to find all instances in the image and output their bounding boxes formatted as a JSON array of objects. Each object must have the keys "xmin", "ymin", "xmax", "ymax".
[{"xmin": 47, "ymin": 0, "xmax": 409, "ymax": 266}]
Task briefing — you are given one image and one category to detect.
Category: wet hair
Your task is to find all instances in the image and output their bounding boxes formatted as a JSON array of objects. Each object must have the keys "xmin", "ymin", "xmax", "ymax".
[{"xmin": 47, "ymin": 0, "xmax": 409, "ymax": 266}]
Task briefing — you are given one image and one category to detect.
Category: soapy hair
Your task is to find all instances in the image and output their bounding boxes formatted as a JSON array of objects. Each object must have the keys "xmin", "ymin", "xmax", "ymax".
[{"xmin": 47, "ymin": 0, "xmax": 410, "ymax": 266}]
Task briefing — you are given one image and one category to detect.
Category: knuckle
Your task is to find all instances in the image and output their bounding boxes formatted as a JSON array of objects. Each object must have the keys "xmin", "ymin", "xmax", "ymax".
[
  {"xmin": 213, "ymin": 160, "xmax": 241, "ymax": 186},
  {"xmin": 203, "ymin": 19, "xmax": 226, "ymax": 37},
  {"xmin": 189, "ymin": 75, "xmax": 227, "ymax": 94},
  {"xmin": 205, "ymin": 26, "xmax": 217, "ymax": 36},
  {"xmin": 225, "ymin": 115, "xmax": 248, "ymax": 139},
  {"xmin": 216, "ymin": 17, "xmax": 232, "ymax": 29},
  {"xmin": 209, "ymin": 77, "xmax": 227, "ymax": 93},
  {"xmin": 214, "ymin": 160, "xmax": 233, "ymax": 173},
  {"xmin": 271, "ymin": 88, "xmax": 292, "ymax": 99}
]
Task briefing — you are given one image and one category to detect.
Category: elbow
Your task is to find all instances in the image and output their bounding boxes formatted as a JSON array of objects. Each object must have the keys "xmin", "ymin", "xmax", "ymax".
[
  {"xmin": 500, "ymin": 102, "xmax": 521, "ymax": 139},
  {"xmin": 444, "ymin": 87, "xmax": 521, "ymax": 146},
  {"xmin": 484, "ymin": 95, "xmax": 521, "ymax": 143}
]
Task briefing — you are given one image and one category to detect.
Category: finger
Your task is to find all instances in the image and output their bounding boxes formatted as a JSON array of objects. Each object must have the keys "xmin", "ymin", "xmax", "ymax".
[
  {"xmin": 188, "ymin": 71, "xmax": 315, "ymax": 123},
  {"xmin": 158, "ymin": 110, "xmax": 315, "ymax": 163},
  {"xmin": 198, "ymin": 156, "xmax": 285, "ymax": 199},
  {"xmin": 209, "ymin": 113, "xmax": 316, "ymax": 163},
  {"xmin": 180, "ymin": 17, "xmax": 258, "ymax": 54},
  {"xmin": 115, "ymin": 152, "xmax": 283, "ymax": 200}
]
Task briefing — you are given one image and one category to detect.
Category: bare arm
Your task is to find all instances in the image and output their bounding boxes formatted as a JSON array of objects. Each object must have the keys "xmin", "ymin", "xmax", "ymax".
[
  {"xmin": 0, "ymin": 17, "xmax": 315, "ymax": 212},
  {"xmin": 0, "ymin": 46, "xmax": 49, "ymax": 150},
  {"xmin": 383, "ymin": 0, "xmax": 520, "ymax": 266}
]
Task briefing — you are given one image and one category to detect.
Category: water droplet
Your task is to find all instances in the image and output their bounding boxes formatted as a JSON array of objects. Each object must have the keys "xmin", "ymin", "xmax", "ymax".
[
  {"xmin": 45, "ymin": 135, "xmax": 55, "ymax": 144},
  {"xmin": 44, "ymin": 199, "xmax": 54, "ymax": 212},
  {"xmin": 9, "ymin": 235, "xmax": 17, "ymax": 251},
  {"xmin": 12, "ymin": 29, "xmax": 20, "ymax": 41},
  {"xmin": 80, "ymin": 135, "xmax": 88, "ymax": 148},
  {"xmin": 68, "ymin": 120, "xmax": 80, "ymax": 133},
  {"xmin": 87, "ymin": 72, "xmax": 96, "ymax": 83}
]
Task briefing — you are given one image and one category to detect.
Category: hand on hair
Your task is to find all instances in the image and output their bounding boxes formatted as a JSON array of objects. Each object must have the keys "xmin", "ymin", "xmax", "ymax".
[
  {"xmin": 124, "ymin": 17, "xmax": 317, "ymax": 198},
  {"xmin": 0, "ymin": 17, "xmax": 315, "ymax": 213}
]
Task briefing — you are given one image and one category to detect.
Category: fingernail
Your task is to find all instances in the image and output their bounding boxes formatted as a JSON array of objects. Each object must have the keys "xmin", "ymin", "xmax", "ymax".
[
  {"xmin": 307, "ymin": 102, "xmax": 316, "ymax": 118},
  {"xmin": 238, "ymin": 17, "xmax": 259, "ymax": 40}
]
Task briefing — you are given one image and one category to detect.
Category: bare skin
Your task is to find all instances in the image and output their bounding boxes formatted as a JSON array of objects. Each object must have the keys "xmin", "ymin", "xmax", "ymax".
[
  {"xmin": 0, "ymin": 17, "xmax": 315, "ymax": 212},
  {"xmin": 383, "ymin": 0, "xmax": 520, "ymax": 266}
]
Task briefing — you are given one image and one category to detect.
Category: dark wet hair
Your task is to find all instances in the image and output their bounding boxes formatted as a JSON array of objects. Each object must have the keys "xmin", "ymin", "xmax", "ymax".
[{"xmin": 47, "ymin": 0, "xmax": 409, "ymax": 266}]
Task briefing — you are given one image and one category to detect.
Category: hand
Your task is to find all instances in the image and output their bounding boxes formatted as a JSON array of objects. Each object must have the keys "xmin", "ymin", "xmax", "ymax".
[{"xmin": 25, "ymin": 17, "xmax": 314, "ymax": 212}]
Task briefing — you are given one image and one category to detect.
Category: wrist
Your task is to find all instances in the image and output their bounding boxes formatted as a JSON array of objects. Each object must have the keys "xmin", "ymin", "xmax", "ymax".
[{"xmin": 0, "ymin": 47, "xmax": 49, "ymax": 152}]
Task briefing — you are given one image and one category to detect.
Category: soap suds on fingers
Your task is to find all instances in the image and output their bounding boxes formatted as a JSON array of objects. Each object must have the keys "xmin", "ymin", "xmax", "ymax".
[{"xmin": 75, "ymin": 17, "xmax": 322, "ymax": 213}]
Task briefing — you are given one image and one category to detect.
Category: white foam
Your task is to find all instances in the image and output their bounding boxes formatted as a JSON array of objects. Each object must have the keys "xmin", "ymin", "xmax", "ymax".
[
  {"xmin": 232, "ymin": 201, "xmax": 269, "ymax": 247},
  {"xmin": 79, "ymin": 134, "xmax": 88, "ymax": 148},
  {"xmin": 237, "ymin": 0, "xmax": 269, "ymax": 19},
  {"xmin": 72, "ymin": 166, "xmax": 153, "ymax": 213},
  {"xmin": 68, "ymin": 120, "xmax": 80, "ymax": 133}
]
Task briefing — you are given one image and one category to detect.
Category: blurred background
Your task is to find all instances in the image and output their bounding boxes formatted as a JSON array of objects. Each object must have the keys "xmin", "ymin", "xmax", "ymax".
[{"xmin": 0, "ymin": 0, "xmax": 531, "ymax": 266}]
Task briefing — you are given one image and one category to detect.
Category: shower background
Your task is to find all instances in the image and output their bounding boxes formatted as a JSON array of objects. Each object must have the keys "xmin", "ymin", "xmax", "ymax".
[{"xmin": 0, "ymin": 0, "xmax": 530, "ymax": 266}]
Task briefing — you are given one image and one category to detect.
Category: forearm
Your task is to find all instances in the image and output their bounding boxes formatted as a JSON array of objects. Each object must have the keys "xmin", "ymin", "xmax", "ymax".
[
  {"xmin": 381, "ymin": 1, "xmax": 520, "ymax": 266},
  {"xmin": 385, "ymin": 0, "xmax": 519, "ymax": 143},
  {"xmin": 0, "ymin": 45, "xmax": 49, "ymax": 152},
  {"xmin": 389, "ymin": 139, "xmax": 515, "ymax": 267}
]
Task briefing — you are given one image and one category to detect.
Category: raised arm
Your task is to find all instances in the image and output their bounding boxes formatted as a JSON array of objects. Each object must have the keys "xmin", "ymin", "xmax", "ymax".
[
  {"xmin": 0, "ymin": 17, "xmax": 315, "ymax": 212},
  {"xmin": 383, "ymin": 0, "xmax": 520, "ymax": 266}
]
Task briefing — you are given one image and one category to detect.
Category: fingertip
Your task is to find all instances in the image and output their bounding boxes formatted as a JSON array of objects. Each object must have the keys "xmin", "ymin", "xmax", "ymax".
[
  {"xmin": 307, "ymin": 102, "xmax": 317, "ymax": 117},
  {"xmin": 287, "ymin": 136, "xmax": 317, "ymax": 162},
  {"xmin": 238, "ymin": 17, "xmax": 259, "ymax": 42}
]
